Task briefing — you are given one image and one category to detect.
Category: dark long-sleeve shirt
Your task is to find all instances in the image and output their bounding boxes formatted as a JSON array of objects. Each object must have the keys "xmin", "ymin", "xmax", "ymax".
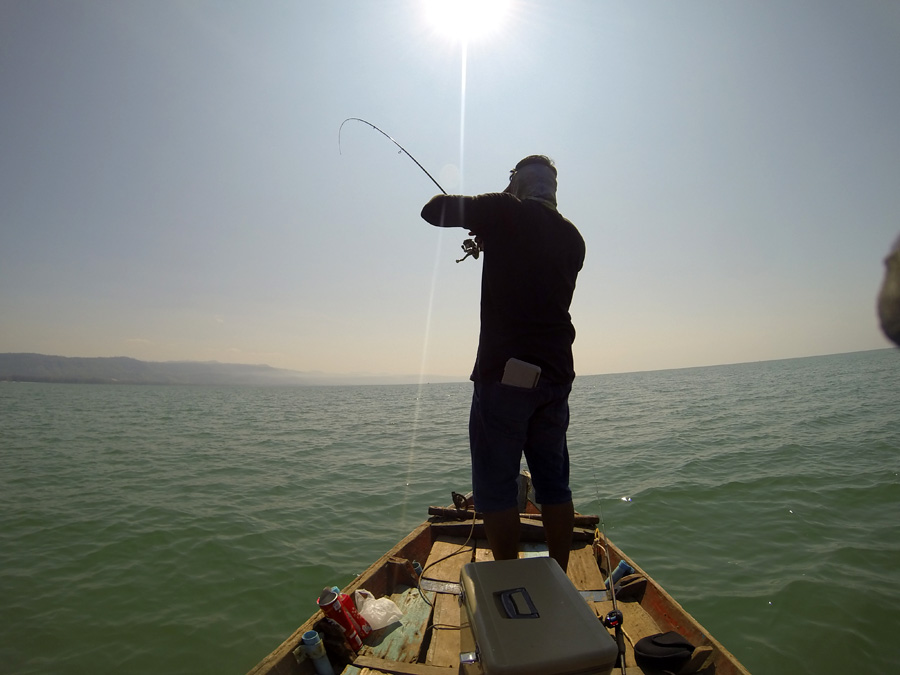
[{"xmin": 421, "ymin": 192, "xmax": 585, "ymax": 384}]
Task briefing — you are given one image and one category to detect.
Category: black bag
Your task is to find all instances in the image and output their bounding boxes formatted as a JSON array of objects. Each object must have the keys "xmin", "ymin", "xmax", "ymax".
[{"xmin": 633, "ymin": 631, "xmax": 695, "ymax": 673}]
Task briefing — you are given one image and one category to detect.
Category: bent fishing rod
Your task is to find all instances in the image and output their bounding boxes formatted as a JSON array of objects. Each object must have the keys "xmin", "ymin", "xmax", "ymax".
[{"xmin": 338, "ymin": 117, "xmax": 481, "ymax": 263}]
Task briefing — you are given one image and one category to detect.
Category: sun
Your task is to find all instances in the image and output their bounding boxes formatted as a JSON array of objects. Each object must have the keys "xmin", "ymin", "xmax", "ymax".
[{"xmin": 422, "ymin": 0, "xmax": 512, "ymax": 41}]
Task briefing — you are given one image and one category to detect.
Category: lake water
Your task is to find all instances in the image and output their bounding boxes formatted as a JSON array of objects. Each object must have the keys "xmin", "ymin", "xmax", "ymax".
[{"xmin": 1, "ymin": 349, "xmax": 898, "ymax": 674}]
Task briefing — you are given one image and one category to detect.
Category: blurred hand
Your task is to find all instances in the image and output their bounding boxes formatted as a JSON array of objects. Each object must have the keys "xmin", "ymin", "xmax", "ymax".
[{"xmin": 878, "ymin": 235, "xmax": 900, "ymax": 346}]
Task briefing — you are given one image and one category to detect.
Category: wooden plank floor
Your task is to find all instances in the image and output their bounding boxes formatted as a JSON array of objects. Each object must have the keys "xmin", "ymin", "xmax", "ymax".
[
  {"xmin": 423, "ymin": 537, "xmax": 472, "ymax": 668},
  {"xmin": 345, "ymin": 536, "xmax": 474, "ymax": 675}
]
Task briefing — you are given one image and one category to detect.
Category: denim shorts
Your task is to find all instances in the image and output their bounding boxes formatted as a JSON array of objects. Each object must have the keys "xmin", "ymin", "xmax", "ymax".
[{"xmin": 468, "ymin": 380, "xmax": 573, "ymax": 513}]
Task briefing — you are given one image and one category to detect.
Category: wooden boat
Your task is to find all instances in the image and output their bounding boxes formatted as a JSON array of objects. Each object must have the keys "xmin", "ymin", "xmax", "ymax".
[{"xmin": 248, "ymin": 488, "xmax": 750, "ymax": 675}]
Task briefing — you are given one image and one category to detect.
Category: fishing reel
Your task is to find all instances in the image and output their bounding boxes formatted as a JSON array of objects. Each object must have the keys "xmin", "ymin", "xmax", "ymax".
[
  {"xmin": 456, "ymin": 238, "xmax": 482, "ymax": 263},
  {"xmin": 602, "ymin": 608, "xmax": 624, "ymax": 629}
]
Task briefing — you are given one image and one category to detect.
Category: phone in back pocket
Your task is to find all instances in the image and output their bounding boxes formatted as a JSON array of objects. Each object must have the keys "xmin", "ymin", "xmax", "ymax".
[{"xmin": 501, "ymin": 358, "xmax": 541, "ymax": 389}]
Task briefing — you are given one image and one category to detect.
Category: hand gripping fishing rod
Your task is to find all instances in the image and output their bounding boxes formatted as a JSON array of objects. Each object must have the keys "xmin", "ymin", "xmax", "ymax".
[{"xmin": 338, "ymin": 118, "xmax": 482, "ymax": 263}]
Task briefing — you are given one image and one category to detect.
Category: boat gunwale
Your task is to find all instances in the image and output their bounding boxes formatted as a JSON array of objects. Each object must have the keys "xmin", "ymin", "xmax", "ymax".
[
  {"xmin": 600, "ymin": 535, "xmax": 751, "ymax": 675},
  {"xmin": 245, "ymin": 520, "xmax": 434, "ymax": 675}
]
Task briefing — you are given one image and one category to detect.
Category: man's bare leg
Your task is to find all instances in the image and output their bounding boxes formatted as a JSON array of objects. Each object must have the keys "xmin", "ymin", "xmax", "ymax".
[
  {"xmin": 542, "ymin": 500, "xmax": 575, "ymax": 572},
  {"xmin": 483, "ymin": 507, "xmax": 520, "ymax": 560}
]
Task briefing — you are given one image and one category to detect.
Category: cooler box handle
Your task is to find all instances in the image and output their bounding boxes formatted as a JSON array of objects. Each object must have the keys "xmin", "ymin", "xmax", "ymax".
[{"xmin": 497, "ymin": 587, "xmax": 540, "ymax": 619}]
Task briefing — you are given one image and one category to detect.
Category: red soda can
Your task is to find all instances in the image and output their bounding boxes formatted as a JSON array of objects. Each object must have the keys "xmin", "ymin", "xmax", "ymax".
[
  {"xmin": 317, "ymin": 588, "xmax": 363, "ymax": 650},
  {"xmin": 338, "ymin": 591, "xmax": 372, "ymax": 638}
]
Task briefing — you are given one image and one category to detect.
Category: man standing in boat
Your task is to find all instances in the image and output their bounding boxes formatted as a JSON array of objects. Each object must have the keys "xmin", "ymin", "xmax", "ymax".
[{"xmin": 420, "ymin": 155, "xmax": 585, "ymax": 571}]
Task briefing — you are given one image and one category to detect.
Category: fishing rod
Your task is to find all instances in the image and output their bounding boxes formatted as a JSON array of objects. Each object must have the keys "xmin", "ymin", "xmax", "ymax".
[
  {"xmin": 338, "ymin": 117, "xmax": 481, "ymax": 263},
  {"xmin": 599, "ymin": 502, "xmax": 627, "ymax": 674},
  {"xmin": 591, "ymin": 463, "xmax": 628, "ymax": 675},
  {"xmin": 339, "ymin": 117, "xmax": 447, "ymax": 195}
]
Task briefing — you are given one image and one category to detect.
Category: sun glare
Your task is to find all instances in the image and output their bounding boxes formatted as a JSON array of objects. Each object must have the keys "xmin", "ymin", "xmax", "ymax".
[{"xmin": 423, "ymin": 0, "xmax": 512, "ymax": 41}]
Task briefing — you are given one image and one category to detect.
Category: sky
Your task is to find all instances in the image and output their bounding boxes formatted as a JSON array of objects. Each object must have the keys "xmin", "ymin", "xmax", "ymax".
[{"xmin": 1, "ymin": 0, "xmax": 899, "ymax": 381}]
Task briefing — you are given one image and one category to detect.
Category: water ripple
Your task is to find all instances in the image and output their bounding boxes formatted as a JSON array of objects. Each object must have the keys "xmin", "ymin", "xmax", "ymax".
[{"xmin": 1, "ymin": 351, "xmax": 898, "ymax": 674}]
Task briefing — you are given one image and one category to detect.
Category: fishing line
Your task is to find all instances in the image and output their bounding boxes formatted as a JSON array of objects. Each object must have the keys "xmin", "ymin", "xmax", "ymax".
[
  {"xmin": 401, "ymin": 230, "xmax": 445, "ymax": 527},
  {"xmin": 340, "ymin": 46, "xmax": 477, "ymax": 519},
  {"xmin": 338, "ymin": 117, "xmax": 451, "ymax": 527},
  {"xmin": 340, "ymin": 43, "xmax": 476, "ymax": 524}
]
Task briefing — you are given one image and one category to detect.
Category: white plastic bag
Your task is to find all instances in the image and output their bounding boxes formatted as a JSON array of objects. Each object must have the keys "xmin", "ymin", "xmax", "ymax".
[{"xmin": 353, "ymin": 589, "xmax": 403, "ymax": 630}]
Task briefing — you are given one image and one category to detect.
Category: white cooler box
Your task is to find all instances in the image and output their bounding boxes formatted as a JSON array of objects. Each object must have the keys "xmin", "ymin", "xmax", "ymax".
[{"xmin": 459, "ymin": 557, "xmax": 618, "ymax": 675}]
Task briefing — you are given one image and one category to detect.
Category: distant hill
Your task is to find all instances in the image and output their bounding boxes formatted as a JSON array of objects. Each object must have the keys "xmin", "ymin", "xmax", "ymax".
[
  {"xmin": 0, "ymin": 353, "xmax": 319, "ymax": 386},
  {"xmin": 0, "ymin": 353, "xmax": 464, "ymax": 386}
]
